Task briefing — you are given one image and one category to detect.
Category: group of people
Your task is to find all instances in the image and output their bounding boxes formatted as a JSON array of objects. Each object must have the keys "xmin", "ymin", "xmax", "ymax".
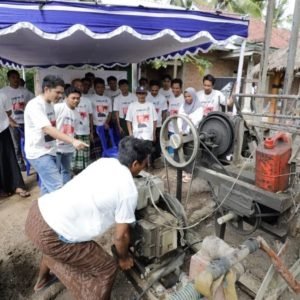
[
  {"xmin": 0, "ymin": 69, "xmax": 234, "ymax": 299},
  {"xmin": 0, "ymin": 70, "xmax": 232, "ymax": 197}
]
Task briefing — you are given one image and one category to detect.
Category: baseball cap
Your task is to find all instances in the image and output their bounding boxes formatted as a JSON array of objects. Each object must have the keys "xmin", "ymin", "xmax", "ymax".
[{"xmin": 136, "ymin": 86, "xmax": 148, "ymax": 94}]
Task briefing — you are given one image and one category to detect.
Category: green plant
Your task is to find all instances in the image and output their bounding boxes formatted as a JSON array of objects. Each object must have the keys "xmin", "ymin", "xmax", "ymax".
[
  {"xmin": 149, "ymin": 55, "xmax": 212, "ymax": 75},
  {"xmin": 0, "ymin": 67, "xmax": 35, "ymax": 92},
  {"xmin": 181, "ymin": 55, "xmax": 212, "ymax": 75}
]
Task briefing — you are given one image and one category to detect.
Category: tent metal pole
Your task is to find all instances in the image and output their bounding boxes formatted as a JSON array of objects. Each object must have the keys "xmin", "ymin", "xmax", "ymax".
[
  {"xmin": 21, "ymin": 66, "xmax": 26, "ymax": 81},
  {"xmin": 131, "ymin": 63, "xmax": 138, "ymax": 91},
  {"xmin": 234, "ymin": 39, "xmax": 246, "ymax": 114}
]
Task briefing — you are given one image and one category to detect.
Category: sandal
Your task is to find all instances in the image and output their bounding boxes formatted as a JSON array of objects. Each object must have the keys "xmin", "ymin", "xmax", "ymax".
[{"xmin": 15, "ymin": 188, "xmax": 30, "ymax": 198}]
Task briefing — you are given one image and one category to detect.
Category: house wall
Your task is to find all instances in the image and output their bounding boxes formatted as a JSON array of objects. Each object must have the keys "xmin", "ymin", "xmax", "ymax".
[
  {"xmin": 140, "ymin": 52, "xmax": 242, "ymax": 91},
  {"xmin": 180, "ymin": 54, "xmax": 240, "ymax": 91}
]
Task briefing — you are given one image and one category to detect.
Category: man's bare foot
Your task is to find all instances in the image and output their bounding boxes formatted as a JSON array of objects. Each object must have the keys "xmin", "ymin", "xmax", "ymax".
[{"xmin": 34, "ymin": 273, "xmax": 58, "ymax": 292}]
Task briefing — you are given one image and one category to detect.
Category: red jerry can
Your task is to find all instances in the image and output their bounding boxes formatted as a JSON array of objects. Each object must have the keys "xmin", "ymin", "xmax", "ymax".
[{"xmin": 255, "ymin": 132, "xmax": 292, "ymax": 192}]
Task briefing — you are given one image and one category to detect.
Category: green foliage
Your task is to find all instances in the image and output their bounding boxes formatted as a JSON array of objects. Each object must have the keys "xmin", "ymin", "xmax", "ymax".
[
  {"xmin": 0, "ymin": 67, "xmax": 35, "ymax": 92},
  {"xmin": 151, "ymin": 59, "xmax": 168, "ymax": 69},
  {"xmin": 181, "ymin": 55, "xmax": 212, "ymax": 75},
  {"xmin": 0, "ymin": 67, "xmax": 9, "ymax": 89},
  {"xmin": 273, "ymin": 0, "xmax": 291, "ymax": 27},
  {"xmin": 149, "ymin": 55, "xmax": 212, "ymax": 75}
]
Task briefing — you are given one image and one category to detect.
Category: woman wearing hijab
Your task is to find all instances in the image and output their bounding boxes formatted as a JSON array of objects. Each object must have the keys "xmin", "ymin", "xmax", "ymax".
[
  {"xmin": 178, "ymin": 87, "xmax": 203, "ymax": 134},
  {"xmin": 178, "ymin": 87, "xmax": 203, "ymax": 182}
]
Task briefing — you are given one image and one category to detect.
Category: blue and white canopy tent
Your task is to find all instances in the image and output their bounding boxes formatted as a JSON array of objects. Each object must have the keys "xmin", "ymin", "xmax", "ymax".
[{"xmin": 0, "ymin": 0, "xmax": 248, "ymax": 69}]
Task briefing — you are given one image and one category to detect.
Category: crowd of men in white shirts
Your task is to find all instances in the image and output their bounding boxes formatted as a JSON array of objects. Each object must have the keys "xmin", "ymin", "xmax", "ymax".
[
  {"xmin": 0, "ymin": 69, "xmax": 233, "ymax": 298},
  {"xmin": 0, "ymin": 70, "xmax": 232, "ymax": 197}
]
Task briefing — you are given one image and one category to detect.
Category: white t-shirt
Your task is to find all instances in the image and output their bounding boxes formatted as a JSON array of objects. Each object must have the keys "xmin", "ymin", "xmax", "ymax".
[
  {"xmin": 113, "ymin": 93, "xmax": 137, "ymax": 119},
  {"xmin": 196, "ymin": 89, "xmax": 226, "ymax": 115},
  {"xmin": 178, "ymin": 106, "xmax": 204, "ymax": 134},
  {"xmin": 0, "ymin": 95, "xmax": 11, "ymax": 133},
  {"xmin": 105, "ymin": 88, "xmax": 121, "ymax": 104},
  {"xmin": 54, "ymin": 102, "xmax": 79, "ymax": 153},
  {"xmin": 90, "ymin": 94, "xmax": 112, "ymax": 126},
  {"xmin": 146, "ymin": 93, "xmax": 168, "ymax": 128},
  {"xmin": 168, "ymin": 94, "xmax": 184, "ymax": 133},
  {"xmin": 0, "ymin": 86, "xmax": 33, "ymax": 124},
  {"xmin": 20, "ymin": 86, "xmax": 35, "ymax": 100},
  {"xmin": 24, "ymin": 95, "xmax": 57, "ymax": 159},
  {"xmin": 76, "ymin": 96, "xmax": 92, "ymax": 135},
  {"xmin": 38, "ymin": 158, "xmax": 138, "ymax": 243},
  {"xmin": 159, "ymin": 88, "xmax": 173, "ymax": 103},
  {"xmin": 126, "ymin": 101, "xmax": 158, "ymax": 141}
]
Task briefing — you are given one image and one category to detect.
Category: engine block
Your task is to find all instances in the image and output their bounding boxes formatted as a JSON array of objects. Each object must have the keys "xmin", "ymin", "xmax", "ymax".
[{"xmin": 133, "ymin": 206, "xmax": 178, "ymax": 259}]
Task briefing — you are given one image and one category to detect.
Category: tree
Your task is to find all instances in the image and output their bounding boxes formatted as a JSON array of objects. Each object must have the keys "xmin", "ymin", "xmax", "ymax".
[{"xmin": 273, "ymin": 0, "xmax": 292, "ymax": 27}]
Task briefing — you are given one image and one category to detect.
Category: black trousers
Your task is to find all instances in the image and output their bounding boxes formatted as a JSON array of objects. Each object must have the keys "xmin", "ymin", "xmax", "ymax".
[
  {"xmin": 151, "ymin": 127, "xmax": 162, "ymax": 163},
  {"xmin": 0, "ymin": 127, "xmax": 25, "ymax": 193},
  {"xmin": 9, "ymin": 124, "xmax": 25, "ymax": 167}
]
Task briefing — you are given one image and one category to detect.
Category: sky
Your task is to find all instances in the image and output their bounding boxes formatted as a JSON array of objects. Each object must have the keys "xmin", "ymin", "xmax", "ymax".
[{"xmin": 286, "ymin": 0, "xmax": 295, "ymax": 16}]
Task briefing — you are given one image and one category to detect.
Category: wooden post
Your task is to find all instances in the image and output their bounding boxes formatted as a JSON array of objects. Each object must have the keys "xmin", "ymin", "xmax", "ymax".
[
  {"xmin": 173, "ymin": 59, "xmax": 178, "ymax": 78},
  {"xmin": 282, "ymin": 0, "xmax": 300, "ymax": 113},
  {"xmin": 269, "ymin": 72, "xmax": 281, "ymax": 122},
  {"xmin": 257, "ymin": 0, "xmax": 275, "ymax": 113},
  {"xmin": 282, "ymin": 0, "xmax": 300, "ymax": 95}
]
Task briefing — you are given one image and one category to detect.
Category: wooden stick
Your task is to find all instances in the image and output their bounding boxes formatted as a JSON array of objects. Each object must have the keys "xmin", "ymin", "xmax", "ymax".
[{"xmin": 257, "ymin": 237, "xmax": 300, "ymax": 294}]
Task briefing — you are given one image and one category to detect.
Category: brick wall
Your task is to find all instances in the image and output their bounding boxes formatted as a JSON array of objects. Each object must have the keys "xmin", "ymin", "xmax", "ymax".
[{"xmin": 182, "ymin": 54, "xmax": 240, "ymax": 91}]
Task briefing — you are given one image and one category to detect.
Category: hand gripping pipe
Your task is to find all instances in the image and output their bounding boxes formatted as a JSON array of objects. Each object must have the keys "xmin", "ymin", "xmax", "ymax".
[{"xmin": 169, "ymin": 238, "xmax": 260, "ymax": 300}]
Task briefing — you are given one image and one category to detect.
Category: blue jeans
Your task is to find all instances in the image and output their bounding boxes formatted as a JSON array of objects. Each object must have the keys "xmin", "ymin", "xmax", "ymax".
[
  {"xmin": 56, "ymin": 152, "xmax": 73, "ymax": 185},
  {"xmin": 168, "ymin": 131, "xmax": 174, "ymax": 155},
  {"xmin": 29, "ymin": 155, "xmax": 63, "ymax": 195}
]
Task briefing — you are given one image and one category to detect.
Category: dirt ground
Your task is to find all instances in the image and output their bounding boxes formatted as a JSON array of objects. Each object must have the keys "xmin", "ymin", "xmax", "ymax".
[{"xmin": 0, "ymin": 165, "xmax": 299, "ymax": 300}]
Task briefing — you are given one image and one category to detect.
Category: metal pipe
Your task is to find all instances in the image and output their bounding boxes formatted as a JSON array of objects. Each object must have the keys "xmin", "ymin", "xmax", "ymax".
[
  {"xmin": 233, "ymin": 39, "xmax": 247, "ymax": 115},
  {"xmin": 242, "ymin": 112, "xmax": 300, "ymax": 120},
  {"xmin": 217, "ymin": 212, "xmax": 236, "ymax": 225},
  {"xmin": 233, "ymin": 94, "xmax": 300, "ymax": 100}
]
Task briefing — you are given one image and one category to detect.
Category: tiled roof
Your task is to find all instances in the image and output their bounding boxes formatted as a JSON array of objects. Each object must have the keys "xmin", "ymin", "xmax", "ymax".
[{"xmin": 248, "ymin": 18, "xmax": 290, "ymax": 49}]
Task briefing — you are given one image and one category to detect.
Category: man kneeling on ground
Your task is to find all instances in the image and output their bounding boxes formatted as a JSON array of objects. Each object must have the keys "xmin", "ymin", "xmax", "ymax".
[{"xmin": 25, "ymin": 136, "xmax": 152, "ymax": 300}]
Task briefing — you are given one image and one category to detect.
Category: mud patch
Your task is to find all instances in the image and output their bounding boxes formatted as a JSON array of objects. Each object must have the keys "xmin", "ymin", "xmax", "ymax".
[{"xmin": 0, "ymin": 248, "xmax": 39, "ymax": 300}]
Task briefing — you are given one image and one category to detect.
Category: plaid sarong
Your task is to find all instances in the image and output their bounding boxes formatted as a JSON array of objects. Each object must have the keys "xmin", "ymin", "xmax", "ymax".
[
  {"xmin": 72, "ymin": 135, "xmax": 90, "ymax": 173},
  {"xmin": 90, "ymin": 126, "xmax": 102, "ymax": 162},
  {"xmin": 25, "ymin": 201, "xmax": 117, "ymax": 300}
]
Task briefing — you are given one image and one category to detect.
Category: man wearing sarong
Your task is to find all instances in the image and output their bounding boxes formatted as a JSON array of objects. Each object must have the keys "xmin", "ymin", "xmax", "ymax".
[{"xmin": 25, "ymin": 137, "xmax": 152, "ymax": 300}]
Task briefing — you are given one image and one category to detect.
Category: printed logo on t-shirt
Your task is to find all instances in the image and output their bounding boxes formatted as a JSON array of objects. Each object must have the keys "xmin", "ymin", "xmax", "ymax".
[
  {"xmin": 60, "ymin": 117, "xmax": 75, "ymax": 143},
  {"xmin": 96, "ymin": 105, "xmax": 108, "ymax": 117},
  {"xmin": 170, "ymin": 109, "xmax": 178, "ymax": 115},
  {"xmin": 203, "ymin": 104, "xmax": 214, "ymax": 116},
  {"xmin": 62, "ymin": 124, "xmax": 75, "ymax": 134},
  {"xmin": 137, "ymin": 114, "xmax": 150, "ymax": 128},
  {"xmin": 79, "ymin": 111, "xmax": 88, "ymax": 119},
  {"xmin": 122, "ymin": 107, "xmax": 128, "ymax": 118},
  {"xmin": 44, "ymin": 113, "xmax": 56, "ymax": 143},
  {"xmin": 13, "ymin": 101, "xmax": 25, "ymax": 113}
]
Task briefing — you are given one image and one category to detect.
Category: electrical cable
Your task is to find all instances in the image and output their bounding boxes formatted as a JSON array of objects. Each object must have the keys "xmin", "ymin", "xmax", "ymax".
[
  {"xmin": 184, "ymin": 159, "xmax": 197, "ymax": 210},
  {"xmin": 146, "ymin": 148, "xmax": 256, "ymax": 231},
  {"xmin": 164, "ymin": 156, "xmax": 171, "ymax": 194}
]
